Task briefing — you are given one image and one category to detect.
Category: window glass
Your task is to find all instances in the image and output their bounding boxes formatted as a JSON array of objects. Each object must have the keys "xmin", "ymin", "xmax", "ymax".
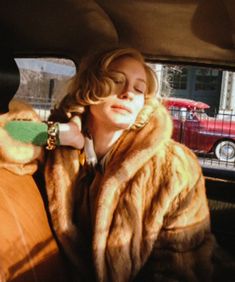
[
  {"xmin": 13, "ymin": 59, "xmax": 233, "ymax": 122},
  {"xmin": 195, "ymin": 68, "xmax": 220, "ymax": 91},
  {"xmin": 166, "ymin": 67, "xmax": 188, "ymax": 90},
  {"xmin": 15, "ymin": 58, "xmax": 76, "ymax": 119},
  {"xmin": 10, "ymin": 58, "xmax": 235, "ymax": 167}
]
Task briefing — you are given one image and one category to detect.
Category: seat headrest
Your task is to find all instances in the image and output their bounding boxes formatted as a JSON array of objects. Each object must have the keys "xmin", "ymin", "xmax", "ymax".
[{"xmin": 0, "ymin": 55, "xmax": 20, "ymax": 113}]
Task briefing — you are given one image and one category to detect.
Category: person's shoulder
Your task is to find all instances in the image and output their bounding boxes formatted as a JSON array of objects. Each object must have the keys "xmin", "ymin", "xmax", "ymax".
[
  {"xmin": 167, "ymin": 139, "xmax": 201, "ymax": 167},
  {"xmin": 168, "ymin": 139, "xmax": 199, "ymax": 162},
  {"xmin": 163, "ymin": 139, "xmax": 203, "ymax": 185},
  {"xmin": 8, "ymin": 99, "xmax": 41, "ymax": 121}
]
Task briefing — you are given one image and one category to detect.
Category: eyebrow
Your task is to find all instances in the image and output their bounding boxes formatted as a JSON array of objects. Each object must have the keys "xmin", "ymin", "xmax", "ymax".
[
  {"xmin": 110, "ymin": 70, "xmax": 147, "ymax": 84},
  {"xmin": 137, "ymin": 78, "xmax": 147, "ymax": 84}
]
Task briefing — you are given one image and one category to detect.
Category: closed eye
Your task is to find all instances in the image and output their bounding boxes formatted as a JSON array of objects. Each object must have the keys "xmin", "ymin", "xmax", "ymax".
[
  {"xmin": 134, "ymin": 83, "xmax": 146, "ymax": 94},
  {"xmin": 114, "ymin": 79, "xmax": 125, "ymax": 85},
  {"xmin": 135, "ymin": 88, "xmax": 144, "ymax": 94},
  {"xmin": 109, "ymin": 71, "xmax": 126, "ymax": 84}
]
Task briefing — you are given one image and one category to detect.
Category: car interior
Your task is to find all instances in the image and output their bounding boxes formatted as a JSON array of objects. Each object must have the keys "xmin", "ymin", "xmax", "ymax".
[{"xmin": 1, "ymin": 1, "xmax": 235, "ymax": 281}]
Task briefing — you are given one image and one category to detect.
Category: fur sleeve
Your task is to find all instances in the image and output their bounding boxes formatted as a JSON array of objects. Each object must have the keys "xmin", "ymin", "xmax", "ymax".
[
  {"xmin": 44, "ymin": 148, "xmax": 82, "ymax": 266},
  {"xmin": 0, "ymin": 99, "xmax": 43, "ymax": 175}
]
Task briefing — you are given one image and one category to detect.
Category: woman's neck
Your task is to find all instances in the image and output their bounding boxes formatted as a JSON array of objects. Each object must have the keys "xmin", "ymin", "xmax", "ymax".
[{"xmin": 86, "ymin": 119, "xmax": 124, "ymax": 159}]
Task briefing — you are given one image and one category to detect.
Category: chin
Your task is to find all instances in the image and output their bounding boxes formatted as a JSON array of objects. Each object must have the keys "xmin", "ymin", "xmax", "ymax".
[
  {"xmin": 111, "ymin": 117, "xmax": 135, "ymax": 130},
  {"xmin": 114, "ymin": 123, "xmax": 133, "ymax": 130}
]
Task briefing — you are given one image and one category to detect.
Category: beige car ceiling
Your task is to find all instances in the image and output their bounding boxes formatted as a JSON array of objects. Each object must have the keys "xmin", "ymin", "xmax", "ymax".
[{"xmin": 0, "ymin": 0, "xmax": 235, "ymax": 67}]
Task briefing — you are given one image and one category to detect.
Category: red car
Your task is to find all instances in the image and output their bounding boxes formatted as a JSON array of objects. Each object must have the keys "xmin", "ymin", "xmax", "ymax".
[{"xmin": 163, "ymin": 98, "xmax": 235, "ymax": 162}]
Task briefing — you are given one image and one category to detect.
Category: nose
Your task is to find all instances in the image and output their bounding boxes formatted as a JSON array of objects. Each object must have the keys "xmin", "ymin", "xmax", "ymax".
[{"xmin": 118, "ymin": 84, "xmax": 134, "ymax": 100}]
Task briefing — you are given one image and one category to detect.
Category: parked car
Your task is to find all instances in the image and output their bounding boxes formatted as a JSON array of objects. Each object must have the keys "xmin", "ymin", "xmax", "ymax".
[{"xmin": 163, "ymin": 98, "xmax": 235, "ymax": 162}]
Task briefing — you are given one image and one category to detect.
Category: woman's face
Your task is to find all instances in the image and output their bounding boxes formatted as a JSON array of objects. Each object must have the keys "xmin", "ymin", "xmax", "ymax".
[{"xmin": 89, "ymin": 56, "xmax": 146, "ymax": 130}]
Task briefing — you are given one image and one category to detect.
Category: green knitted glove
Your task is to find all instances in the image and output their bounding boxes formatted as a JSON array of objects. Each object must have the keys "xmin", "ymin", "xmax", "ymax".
[{"xmin": 4, "ymin": 121, "xmax": 49, "ymax": 146}]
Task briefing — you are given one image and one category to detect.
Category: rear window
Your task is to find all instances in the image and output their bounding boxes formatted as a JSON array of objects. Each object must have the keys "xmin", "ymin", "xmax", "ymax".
[
  {"xmin": 12, "ymin": 58, "xmax": 235, "ymax": 169},
  {"xmin": 14, "ymin": 58, "xmax": 76, "ymax": 119}
]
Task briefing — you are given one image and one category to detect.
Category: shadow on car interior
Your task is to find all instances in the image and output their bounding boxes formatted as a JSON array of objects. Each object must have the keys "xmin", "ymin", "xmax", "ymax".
[{"xmin": 0, "ymin": 54, "xmax": 20, "ymax": 114}]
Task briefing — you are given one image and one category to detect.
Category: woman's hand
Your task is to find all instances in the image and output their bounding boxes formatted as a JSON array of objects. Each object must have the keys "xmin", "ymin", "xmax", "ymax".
[{"xmin": 58, "ymin": 119, "xmax": 84, "ymax": 149}]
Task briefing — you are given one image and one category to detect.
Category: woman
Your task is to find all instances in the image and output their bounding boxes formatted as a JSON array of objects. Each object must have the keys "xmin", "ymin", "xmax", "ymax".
[{"xmin": 1, "ymin": 47, "xmax": 234, "ymax": 281}]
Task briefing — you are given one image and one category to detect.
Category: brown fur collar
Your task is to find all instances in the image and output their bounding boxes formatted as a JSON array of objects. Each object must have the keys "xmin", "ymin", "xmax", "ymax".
[{"xmin": 0, "ymin": 100, "xmax": 43, "ymax": 175}]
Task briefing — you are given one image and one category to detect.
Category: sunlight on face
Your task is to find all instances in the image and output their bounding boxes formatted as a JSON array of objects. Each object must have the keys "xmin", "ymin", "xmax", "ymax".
[{"xmin": 89, "ymin": 56, "xmax": 146, "ymax": 130}]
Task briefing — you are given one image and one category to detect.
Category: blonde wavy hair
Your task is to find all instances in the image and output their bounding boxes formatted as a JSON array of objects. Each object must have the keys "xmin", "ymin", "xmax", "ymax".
[{"xmin": 52, "ymin": 47, "xmax": 160, "ymax": 129}]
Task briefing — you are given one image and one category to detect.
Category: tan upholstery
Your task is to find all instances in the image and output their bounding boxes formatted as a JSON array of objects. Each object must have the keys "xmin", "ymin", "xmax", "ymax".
[{"xmin": 0, "ymin": 168, "xmax": 69, "ymax": 282}]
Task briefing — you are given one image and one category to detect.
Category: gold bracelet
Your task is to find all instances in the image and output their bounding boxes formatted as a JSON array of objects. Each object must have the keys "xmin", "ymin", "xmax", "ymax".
[{"xmin": 46, "ymin": 121, "xmax": 59, "ymax": 150}]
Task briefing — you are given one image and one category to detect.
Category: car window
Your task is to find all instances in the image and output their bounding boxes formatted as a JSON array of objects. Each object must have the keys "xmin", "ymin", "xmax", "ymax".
[
  {"xmin": 14, "ymin": 58, "xmax": 76, "ymax": 120},
  {"xmin": 158, "ymin": 64, "xmax": 235, "ymax": 169},
  {"xmin": 13, "ymin": 59, "xmax": 235, "ymax": 168}
]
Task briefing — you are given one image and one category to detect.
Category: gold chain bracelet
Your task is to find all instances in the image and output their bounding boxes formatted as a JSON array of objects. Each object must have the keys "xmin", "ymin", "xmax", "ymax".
[{"xmin": 46, "ymin": 121, "xmax": 59, "ymax": 150}]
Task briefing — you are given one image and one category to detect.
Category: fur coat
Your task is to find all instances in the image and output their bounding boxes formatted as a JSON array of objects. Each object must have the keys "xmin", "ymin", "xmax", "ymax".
[
  {"xmin": 44, "ymin": 101, "xmax": 216, "ymax": 282},
  {"xmin": 1, "ymin": 100, "xmax": 234, "ymax": 282},
  {"xmin": 0, "ymin": 100, "xmax": 43, "ymax": 174}
]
